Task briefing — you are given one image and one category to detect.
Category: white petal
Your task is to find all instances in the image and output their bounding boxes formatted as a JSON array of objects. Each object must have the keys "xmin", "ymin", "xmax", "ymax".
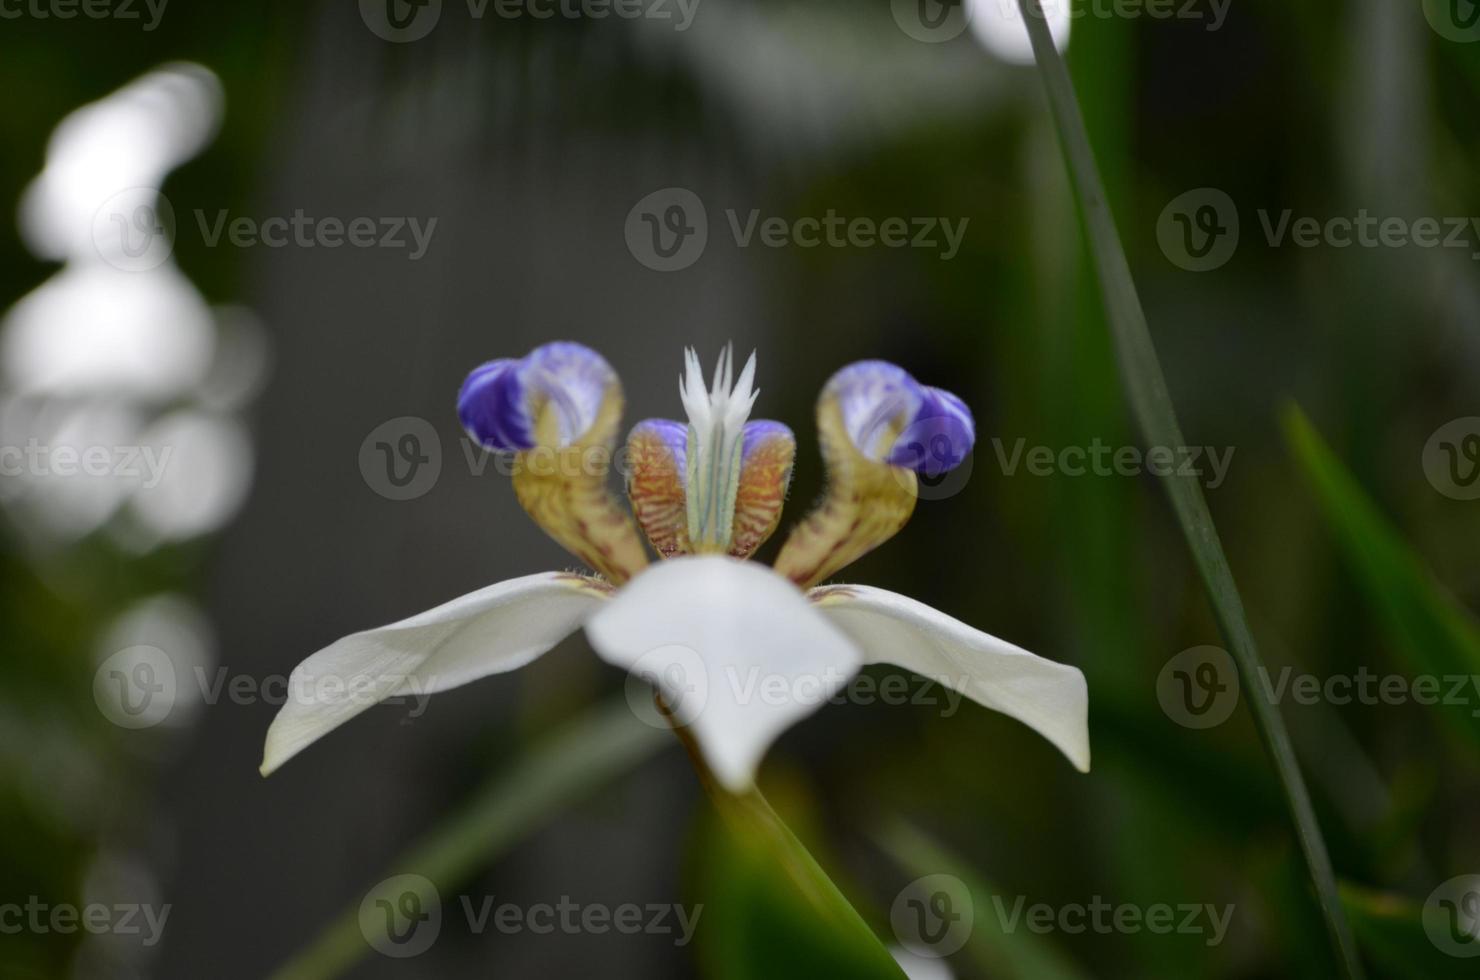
[
  {"xmin": 261, "ymin": 573, "xmax": 607, "ymax": 775},
  {"xmin": 891, "ymin": 948, "xmax": 956, "ymax": 980},
  {"xmin": 583, "ymin": 556, "xmax": 861, "ymax": 792},
  {"xmin": 811, "ymin": 586, "xmax": 1090, "ymax": 772}
]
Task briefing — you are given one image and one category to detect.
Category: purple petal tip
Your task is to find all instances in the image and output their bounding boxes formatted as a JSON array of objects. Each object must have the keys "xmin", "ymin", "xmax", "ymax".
[
  {"xmin": 458, "ymin": 342, "xmax": 615, "ymax": 451},
  {"xmin": 826, "ymin": 361, "xmax": 974, "ymax": 476}
]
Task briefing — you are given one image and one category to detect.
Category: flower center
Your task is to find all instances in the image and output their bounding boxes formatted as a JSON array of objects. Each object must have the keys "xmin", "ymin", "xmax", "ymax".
[{"xmin": 679, "ymin": 346, "xmax": 758, "ymax": 554}]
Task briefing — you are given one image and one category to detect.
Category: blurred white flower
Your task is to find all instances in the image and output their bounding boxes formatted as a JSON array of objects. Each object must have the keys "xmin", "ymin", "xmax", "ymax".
[
  {"xmin": 968, "ymin": 0, "xmax": 1072, "ymax": 65},
  {"xmin": 1, "ymin": 62, "xmax": 257, "ymax": 546},
  {"xmin": 18, "ymin": 63, "xmax": 221, "ymax": 264}
]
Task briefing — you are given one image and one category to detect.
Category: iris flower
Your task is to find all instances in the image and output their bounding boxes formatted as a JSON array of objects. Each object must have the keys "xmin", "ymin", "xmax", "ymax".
[{"xmin": 261, "ymin": 342, "xmax": 1089, "ymax": 790}]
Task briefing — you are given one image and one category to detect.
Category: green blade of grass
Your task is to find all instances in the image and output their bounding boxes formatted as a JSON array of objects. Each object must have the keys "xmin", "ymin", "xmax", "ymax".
[
  {"xmin": 269, "ymin": 699, "xmax": 670, "ymax": 980},
  {"xmin": 1284, "ymin": 406, "xmax": 1480, "ymax": 747},
  {"xmin": 693, "ymin": 791, "xmax": 908, "ymax": 980},
  {"xmin": 1013, "ymin": 2, "xmax": 1363, "ymax": 976}
]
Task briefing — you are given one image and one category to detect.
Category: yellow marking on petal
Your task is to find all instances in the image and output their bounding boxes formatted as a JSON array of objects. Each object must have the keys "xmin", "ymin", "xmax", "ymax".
[
  {"xmin": 551, "ymin": 571, "xmax": 619, "ymax": 598},
  {"xmin": 728, "ymin": 428, "xmax": 795, "ymax": 560},
  {"xmin": 626, "ymin": 426, "xmax": 691, "ymax": 559},
  {"xmin": 773, "ymin": 395, "xmax": 916, "ymax": 589},
  {"xmin": 511, "ymin": 386, "xmax": 650, "ymax": 585}
]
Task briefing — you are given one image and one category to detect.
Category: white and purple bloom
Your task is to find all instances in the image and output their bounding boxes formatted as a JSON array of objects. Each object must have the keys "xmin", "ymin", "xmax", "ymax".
[{"xmin": 261, "ymin": 342, "xmax": 1089, "ymax": 791}]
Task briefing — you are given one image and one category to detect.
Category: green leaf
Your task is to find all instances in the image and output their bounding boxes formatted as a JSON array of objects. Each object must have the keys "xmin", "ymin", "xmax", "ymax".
[
  {"xmin": 1340, "ymin": 882, "xmax": 1477, "ymax": 980},
  {"xmin": 874, "ymin": 817, "xmax": 1091, "ymax": 980},
  {"xmin": 268, "ymin": 699, "xmax": 669, "ymax": 980},
  {"xmin": 691, "ymin": 782, "xmax": 907, "ymax": 980},
  {"xmin": 1013, "ymin": 2, "xmax": 1363, "ymax": 976},
  {"xmin": 1285, "ymin": 407, "xmax": 1480, "ymax": 747}
]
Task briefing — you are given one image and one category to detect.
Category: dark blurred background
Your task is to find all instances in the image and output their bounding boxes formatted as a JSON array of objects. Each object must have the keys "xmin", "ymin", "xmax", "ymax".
[{"xmin": 1, "ymin": 1, "xmax": 1478, "ymax": 977}]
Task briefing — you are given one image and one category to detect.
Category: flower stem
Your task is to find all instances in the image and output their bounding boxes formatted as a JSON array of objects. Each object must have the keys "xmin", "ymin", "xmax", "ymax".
[
  {"xmin": 1012, "ymin": 2, "xmax": 1365, "ymax": 976},
  {"xmin": 652, "ymin": 693, "xmax": 907, "ymax": 975}
]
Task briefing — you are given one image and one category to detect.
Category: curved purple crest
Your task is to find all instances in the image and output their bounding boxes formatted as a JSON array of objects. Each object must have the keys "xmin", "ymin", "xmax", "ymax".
[
  {"xmin": 458, "ymin": 342, "xmax": 617, "ymax": 451},
  {"xmin": 630, "ymin": 418, "xmax": 688, "ymax": 481},
  {"xmin": 823, "ymin": 361, "xmax": 975, "ymax": 476},
  {"xmin": 742, "ymin": 420, "xmax": 794, "ymax": 463}
]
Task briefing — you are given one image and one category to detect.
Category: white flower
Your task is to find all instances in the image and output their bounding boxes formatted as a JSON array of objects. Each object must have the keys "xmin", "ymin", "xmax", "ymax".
[{"xmin": 262, "ymin": 343, "xmax": 1089, "ymax": 791}]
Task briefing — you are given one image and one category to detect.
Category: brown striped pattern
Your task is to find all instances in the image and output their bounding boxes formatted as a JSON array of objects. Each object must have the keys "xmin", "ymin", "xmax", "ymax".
[
  {"xmin": 511, "ymin": 387, "xmax": 650, "ymax": 585},
  {"xmin": 728, "ymin": 427, "xmax": 795, "ymax": 560},
  {"xmin": 626, "ymin": 424, "xmax": 691, "ymax": 559},
  {"xmin": 772, "ymin": 396, "xmax": 917, "ymax": 589}
]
